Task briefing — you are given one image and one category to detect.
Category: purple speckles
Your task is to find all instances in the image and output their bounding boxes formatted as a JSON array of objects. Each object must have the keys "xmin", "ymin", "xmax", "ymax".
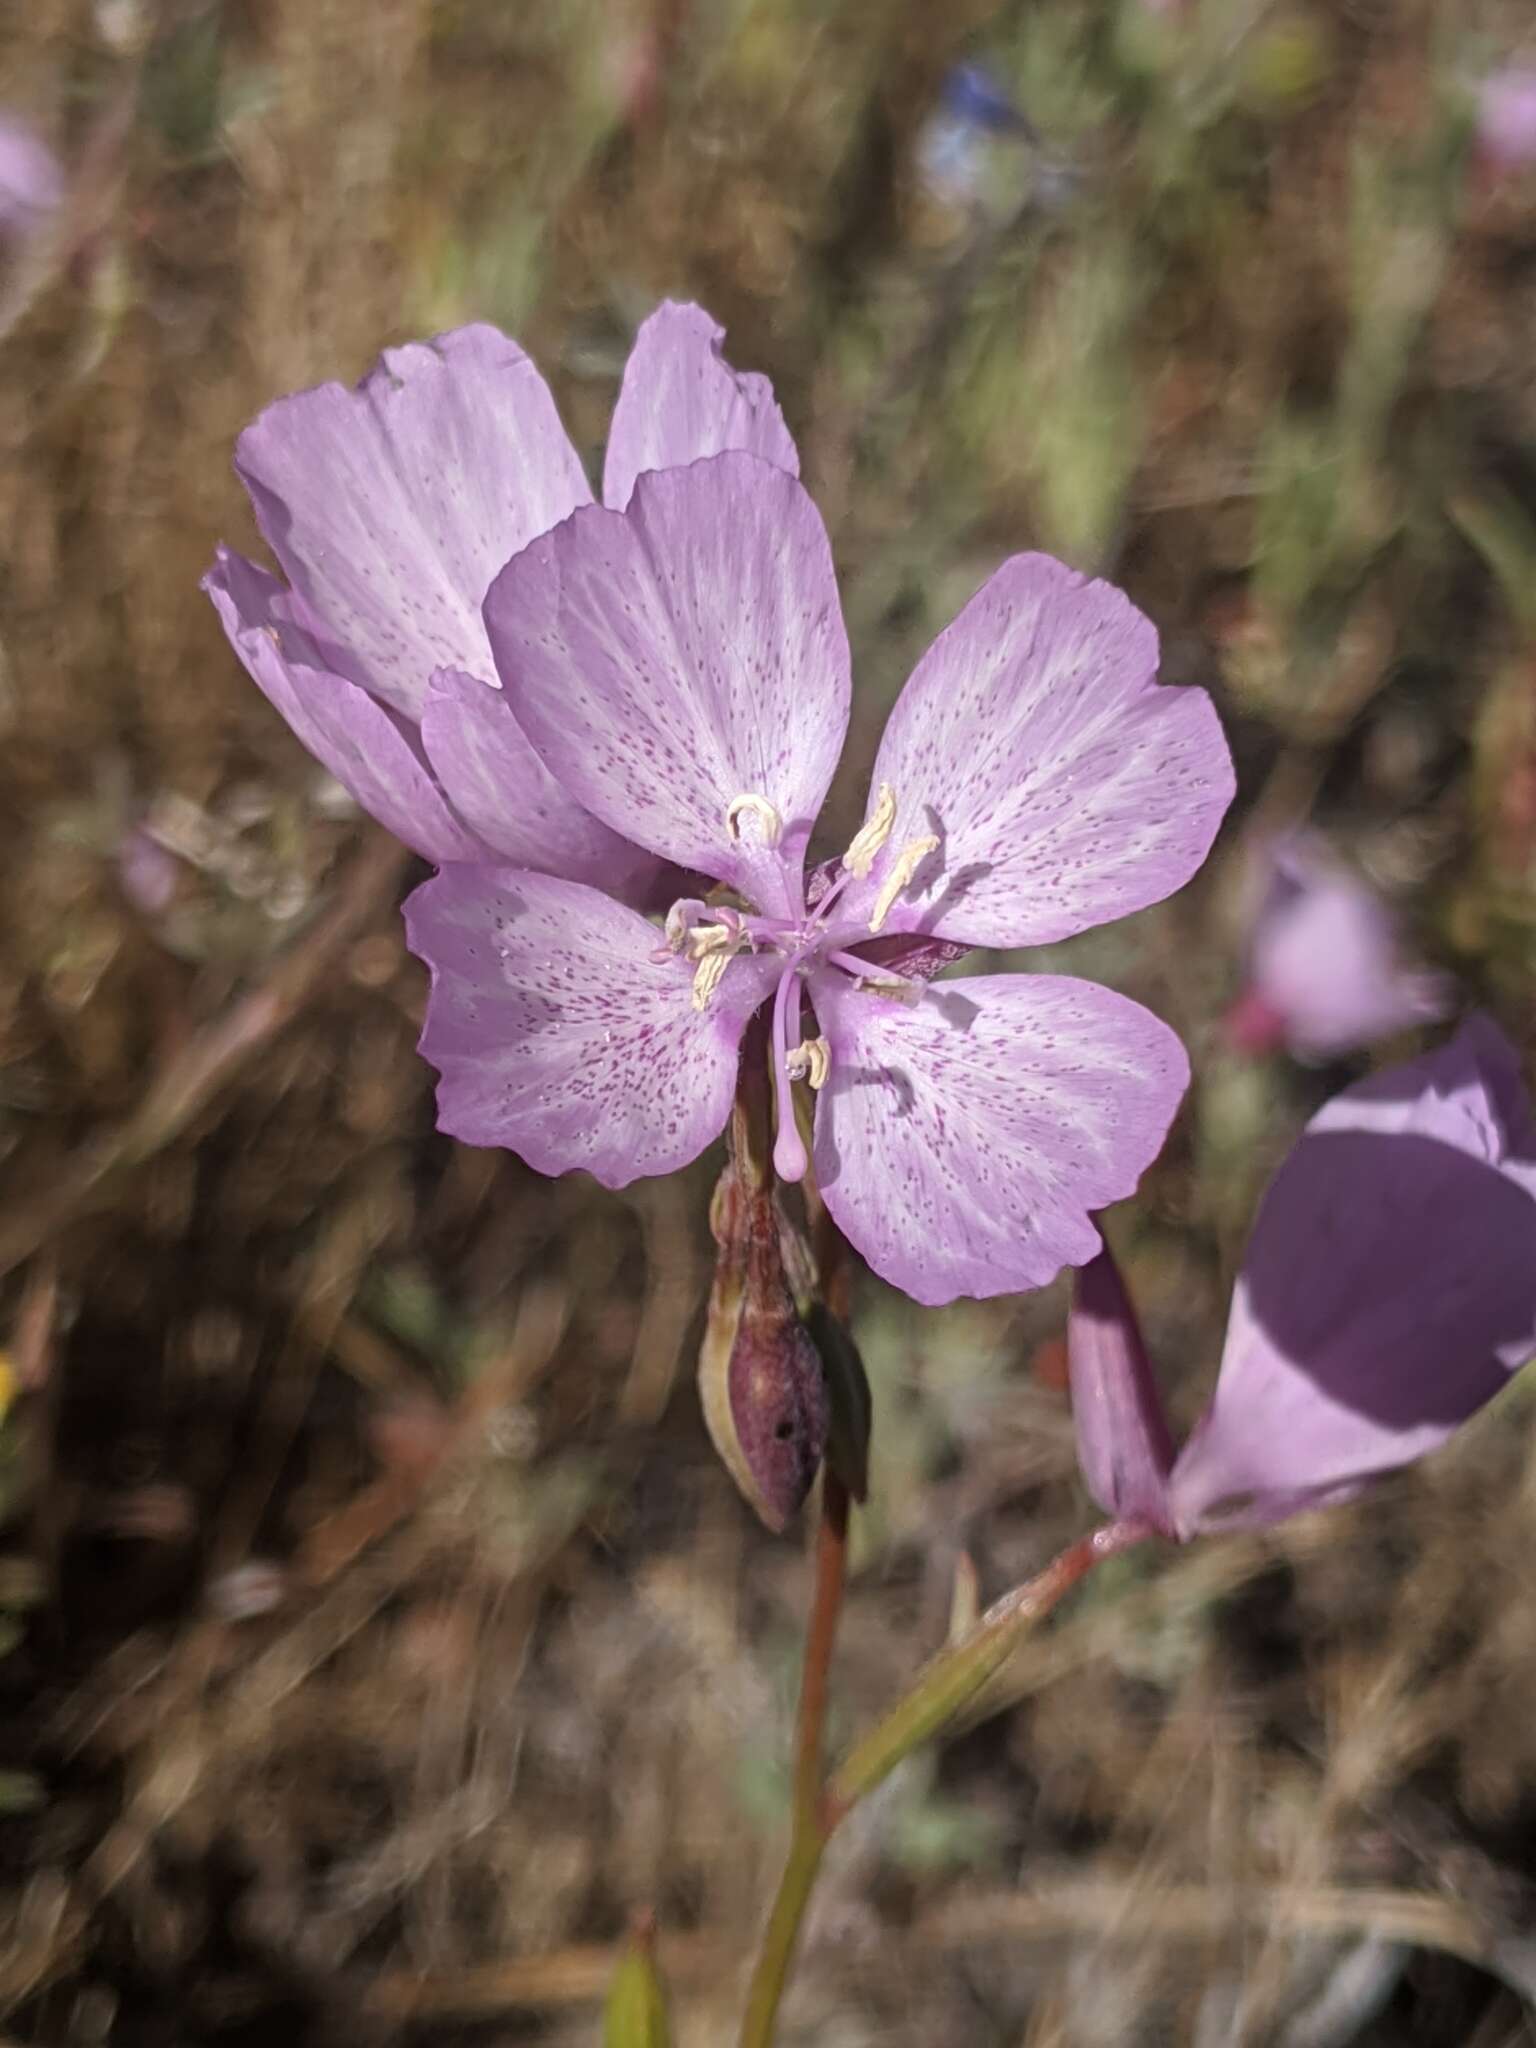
[
  {"xmin": 406, "ymin": 379, "xmax": 1234, "ymax": 1303},
  {"xmin": 206, "ymin": 302, "xmax": 801, "ymax": 888}
]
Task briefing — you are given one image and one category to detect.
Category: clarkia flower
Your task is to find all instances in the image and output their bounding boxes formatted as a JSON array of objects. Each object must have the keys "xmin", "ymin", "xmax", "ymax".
[
  {"xmin": 1474, "ymin": 65, "xmax": 1536, "ymax": 175},
  {"xmin": 203, "ymin": 302, "xmax": 798, "ymax": 890},
  {"xmin": 403, "ymin": 347, "xmax": 1234, "ymax": 1305},
  {"xmin": 1226, "ymin": 832, "xmax": 1450, "ymax": 1061},
  {"xmin": 1069, "ymin": 1016, "xmax": 1536, "ymax": 1536},
  {"xmin": 0, "ymin": 113, "xmax": 63, "ymax": 243}
]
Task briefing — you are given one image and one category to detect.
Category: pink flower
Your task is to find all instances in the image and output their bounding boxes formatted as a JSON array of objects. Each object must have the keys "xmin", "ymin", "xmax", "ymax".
[
  {"xmin": 1227, "ymin": 834, "xmax": 1450, "ymax": 1061},
  {"xmin": 205, "ymin": 304, "xmax": 796, "ymax": 889},
  {"xmin": 0, "ymin": 113, "xmax": 62, "ymax": 242},
  {"xmin": 1069, "ymin": 1016, "xmax": 1536, "ymax": 1535},
  {"xmin": 399, "ymin": 336, "xmax": 1233, "ymax": 1306},
  {"xmin": 1475, "ymin": 65, "xmax": 1536, "ymax": 175}
]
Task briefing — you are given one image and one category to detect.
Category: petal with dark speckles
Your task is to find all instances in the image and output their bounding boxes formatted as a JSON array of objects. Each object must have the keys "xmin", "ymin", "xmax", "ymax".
[
  {"xmin": 809, "ymin": 969, "xmax": 1189, "ymax": 1305},
  {"xmin": 404, "ymin": 866, "xmax": 780, "ymax": 1188}
]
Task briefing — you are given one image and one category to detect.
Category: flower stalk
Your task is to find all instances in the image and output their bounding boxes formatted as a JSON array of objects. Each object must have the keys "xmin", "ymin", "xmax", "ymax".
[{"xmin": 739, "ymin": 1518, "xmax": 1151, "ymax": 2048}]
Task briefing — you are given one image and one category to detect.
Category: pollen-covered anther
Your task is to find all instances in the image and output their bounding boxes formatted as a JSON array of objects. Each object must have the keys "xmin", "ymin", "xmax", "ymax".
[
  {"xmin": 841, "ymin": 782, "xmax": 898, "ymax": 879},
  {"xmin": 691, "ymin": 948, "xmax": 734, "ymax": 1012},
  {"xmin": 663, "ymin": 897, "xmax": 711, "ymax": 953},
  {"xmin": 785, "ymin": 1036, "xmax": 832, "ymax": 1090},
  {"xmin": 869, "ymin": 834, "xmax": 940, "ymax": 933},
  {"xmin": 725, "ymin": 792, "xmax": 783, "ymax": 847},
  {"xmin": 684, "ymin": 917, "xmax": 744, "ymax": 962},
  {"xmin": 853, "ymin": 968, "xmax": 921, "ymax": 1004}
]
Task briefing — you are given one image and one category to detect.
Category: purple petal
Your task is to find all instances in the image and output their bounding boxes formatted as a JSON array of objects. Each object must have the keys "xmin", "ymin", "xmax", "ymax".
[
  {"xmin": 1067, "ymin": 1246, "xmax": 1177, "ymax": 1532},
  {"xmin": 0, "ymin": 113, "xmax": 63, "ymax": 236},
  {"xmin": 234, "ymin": 326, "xmax": 591, "ymax": 717},
  {"xmin": 403, "ymin": 867, "xmax": 781, "ymax": 1189},
  {"xmin": 808, "ymin": 971, "xmax": 1189, "ymax": 1305},
  {"xmin": 419, "ymin": 668, "xmax": 658, "ymax": 896},
  {"xmin": 1169, "ymin": 1018, "xmax": 1536, "ymax": 1535},
  {"xmin": 602, "ymin": 301, "xmax": 800, "ymax": 512},
  {"xmin": 1477, "ymin": 66, "xmax": 1536, "ymax": 172},
  {"xmin": 1308, "ymin": 1013, "xmax": 1536, "ymax": 1179},
  {"xmin": 1240, "ymin": 835, "xmax": 1451, "ymax": 1060},
  {"xmin": 486, "ymin": 453, "xmax": 850, "ymax": 919},
  {"xmin": 204, "ymin": 549, "xmax": 486, "ymax": 864},
  {"xmin": 838, "ymin": 553, "xmax": 1234, "ymax": 949}
]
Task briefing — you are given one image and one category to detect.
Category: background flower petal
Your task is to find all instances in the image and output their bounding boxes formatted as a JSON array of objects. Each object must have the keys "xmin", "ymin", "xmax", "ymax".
[
  {"xmin": 809, "ymin": 970, "xmax": 1189, "ymax": 1305},
  {"xmin": 837, "ymin": 552, "xmax": 1234, "ymax": 949},
  {"xmin": 1308, "ymin": 1013, "xmax": 1536, "ymax": 1187},
  {"xmin": 205, "ymin": 549, "xmax": 486, "ymax": 864},
  {"xmin": 1238, "ymin": 834, "xmax": 1450, "ymax": 1060},
  {"xmin": 1169, "ymin": 1034, "xmax": 1536, "ymax": 1534},
  {"xmin": 235, "ymin": 325, "xmax": 592, "ymax": 717},
  {"xmin": 601, "ymin": 300, "xmax": 800, "ymax": 511},
  {"xmin": 403, "ymin": 867, "xmax": 780, "ymax": 1188},
  {"xmin": 1068, "ymin": 1245, "xmax": 1177, "ymax": 1531},
  {"xmin": 486, "ymin": 453, "xmax": 850, "ymax": 918},
  {"xmin": 419, "ymin": 667, "xmax": 659, "ymax": 895}
]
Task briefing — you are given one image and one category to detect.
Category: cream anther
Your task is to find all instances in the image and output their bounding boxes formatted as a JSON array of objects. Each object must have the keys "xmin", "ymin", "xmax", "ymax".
[
  {"xmin": 785, "ymin": 1036, "xmax": 832, "ymax": 1090},
  {"xmin": 725, "ymin": 792, "xmax": 783, "ymax": 847},
  {"xmin": 691, "ymin": 949, "xmax": 733, "ymax": 1012},
  {"xmin": 869, "ymin": 834, "xmax": 940, "ymax": 933},
  {"xmin": 841, "ymin": 782, "xmax": 898, "ymax": 879},
  {"xmin": 684, "ymin": 919, "xmax": 742, "ymax": 962}
]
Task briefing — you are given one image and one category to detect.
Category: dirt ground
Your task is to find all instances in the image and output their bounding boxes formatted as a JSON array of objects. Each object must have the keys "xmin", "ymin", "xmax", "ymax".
[{"xmin": 3, "ymin": 2, "xmax": 1536, "ymax": 2043}]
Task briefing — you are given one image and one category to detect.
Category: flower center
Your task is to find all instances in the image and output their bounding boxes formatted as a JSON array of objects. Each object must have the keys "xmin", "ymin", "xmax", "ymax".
[{"xmin": 662, "ymin": 785, "xmax": 941, "ymax": 1181}]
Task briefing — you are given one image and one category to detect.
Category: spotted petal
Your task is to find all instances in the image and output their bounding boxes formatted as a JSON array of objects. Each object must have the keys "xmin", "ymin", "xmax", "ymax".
[
  {"xmin": 205, "ymin": 549, "xmax": 485, "ymax": 864},
  {"xmin": 837, "ymin": 553, "xmax": 1234, "ymax": 949},
  {"xmin": 602, "ymin": 301, "xmax": 800, "ymax": 512},
  {"xmin": 419, "ymin": 668, "xmax": 657, "ymax": 895},
  {"xmin": 235, "ymin": 325, "xmax": 592, "ymax": 717},
  {"xmin": 486, "ymin": 453, "xmax": 850, "ymax": 920},
  {"xmin": 808, "ymin": 970, "xmax": 1189, "ymax": 1305},
  {"xmin": 404, "ymin": 867, "xmax": 780, "ymax": 1189}
]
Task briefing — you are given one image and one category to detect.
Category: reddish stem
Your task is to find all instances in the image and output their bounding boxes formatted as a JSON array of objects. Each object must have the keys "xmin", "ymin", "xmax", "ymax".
[{"xmin": 791, "ymin": 1472, "xmax": 850, "ymax": 1828}]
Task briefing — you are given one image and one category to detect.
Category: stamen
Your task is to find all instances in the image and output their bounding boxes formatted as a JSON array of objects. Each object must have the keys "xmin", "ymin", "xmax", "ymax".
[
  {"xmin": 841, "ymin": 782, "xmax": 898, "ymax": 879},
  {"xmin": 663, "ymin": 898, "xmax": 710, "ymax": 953},
  {"xmin": 725, "ymin": 792, "xmax": 783, "ymax": 847},
  {"xmin": 684, "ymin": 917, "xmax": 742, "ymax": 962},
  {"xmin": 785, "ymin": 1036, "xmax": 832, "ymax": 1090},
  {"xmin": 770, "ymin": 964, "xmax": 809, "ymax": 1182},
  {"xmin": 691, "ymin": 949, "xmax": 733, "ymax": 1012},
  {"xmin": 869, "ymin": 834, "xmax": 940, "ymax": 933},
  {"xmin": 826, "ymin": 948, "xmax": 922, "ymax": 1002}
]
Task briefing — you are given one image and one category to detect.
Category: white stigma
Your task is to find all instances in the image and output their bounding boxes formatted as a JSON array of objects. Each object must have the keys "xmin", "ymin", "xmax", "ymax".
[
  {"xmin": 725, "ymin": 792, "xmax": 783, "ymax": 847},
  {"xmin": 785, "ymin": 1036, "xmax": 832, "ymax": 1090},
  {"xmin": 841, "ymin": 782, "xmax": 898, "ymax": 879},
  {"xmin": 869, "ymin": 834, "xmax": 940, "ymax": 933}
]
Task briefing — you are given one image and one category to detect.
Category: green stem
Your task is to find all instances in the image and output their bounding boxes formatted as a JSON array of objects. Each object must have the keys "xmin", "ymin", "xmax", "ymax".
[
  {"xmin": 737, "ymin": 1817, "xmax": 828, "ymax": 2048},
  {"xmin": 737, "ymin": 1520, "xmax": 1150, "ymax": 2048},
  {"xmin": 738, "ymin": 1473, "xmax": 849, "ymax": 2048}
]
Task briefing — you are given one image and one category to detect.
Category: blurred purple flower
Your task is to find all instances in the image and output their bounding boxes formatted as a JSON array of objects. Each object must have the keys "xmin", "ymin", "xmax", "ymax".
[
  {"xmin": 116, "ymin": 825, "xmax": 179, "ymax": 915},
  {"xmin": 204, "ymin": 303, "xmax": 796, "ymax": 889},
  {"xmin": 916, "ymin": 64, "xmax": 1034, "ymax": 211},
  {"xmin": 405, "ymin": 391, "xmax": 1233, "ymax": 1302},
  {"xmin": 1226, "ymin": 834, "xmax": 1450, "ymax": 1061},
  {"xmin": 0, "ymin": 113, "xmax": 63, "ymax": 241},
  {"xmin": 1475, "ymin": 65, "xmax": 1536, "ymax": 174},
  {"xmin": 1069, "ymin": 1016, "xmax": 1536, "ymax": 1537}
]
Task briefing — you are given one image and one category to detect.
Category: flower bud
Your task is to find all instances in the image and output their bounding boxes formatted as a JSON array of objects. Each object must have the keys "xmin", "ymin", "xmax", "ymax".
[
  {"xmin": 1067, "ymin": 1244, "xmax": 1176, "ymax": 1533},
  {"xmin": 699, "ymin": 1161, "xmax": 828, "ymax": 1533}
]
